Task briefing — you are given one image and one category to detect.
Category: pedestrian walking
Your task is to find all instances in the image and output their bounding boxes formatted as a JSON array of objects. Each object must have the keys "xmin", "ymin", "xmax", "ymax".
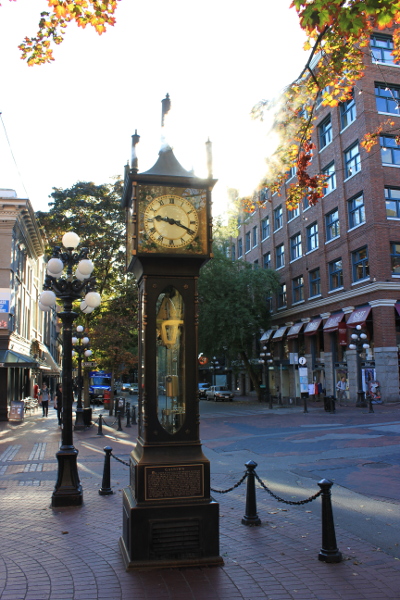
[
  {"xmin": 336, "ymin": 376, "xmax": 347, "ymax": 402},
  {"xmin": 55, "ymin": 383, "xmax": 63, "ymax": 427},
  {"xmin": 38, "ymin": 383, "xmax": 52, "ymax": 417}
]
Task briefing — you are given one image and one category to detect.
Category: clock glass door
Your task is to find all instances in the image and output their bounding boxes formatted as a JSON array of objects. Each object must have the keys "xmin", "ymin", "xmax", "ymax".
[{"xmin": 156, "ymin": 286, "xmax": 185, "ymax": 434}]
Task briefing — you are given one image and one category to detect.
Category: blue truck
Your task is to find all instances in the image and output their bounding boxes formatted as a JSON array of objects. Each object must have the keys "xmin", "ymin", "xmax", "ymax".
[{"xmin": 89, "ymin": 371, "xmax": 112, "ymax": 404}]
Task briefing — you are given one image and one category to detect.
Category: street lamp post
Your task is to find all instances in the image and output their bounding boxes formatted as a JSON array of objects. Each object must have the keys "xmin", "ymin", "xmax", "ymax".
[
  {"xmin": 259, "ymin": 345, "xmax": 273, "ymax": 408},
  {"xmin": 348, "ymin": 324, "xmax": 370, "ymax": 408},
  {"xmin": 72, "ymin": 326, "xmax": 92, "ymax": 430},
  {"xmin": 39, "ymin": 231, "xmax": 101, "ymax": 507}
]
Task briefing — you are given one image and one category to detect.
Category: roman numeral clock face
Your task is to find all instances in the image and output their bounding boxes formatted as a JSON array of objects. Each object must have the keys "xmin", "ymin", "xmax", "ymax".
[
  {"xmin": 145, "ymin": 195, "xmax": 198, "ymax": 248},
  {"xmin": 137, "ymin": 188, "xmax": 208, "ymax": 255}
]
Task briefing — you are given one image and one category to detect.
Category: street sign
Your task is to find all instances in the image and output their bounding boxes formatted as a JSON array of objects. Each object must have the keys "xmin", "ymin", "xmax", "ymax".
[
  {"xmin": 83, "ymin": 362, "xmax": 97, "ymax": 367},
  {"xmin": 299, "ymin": 357, "xmax": 307, "ymax": 365}
]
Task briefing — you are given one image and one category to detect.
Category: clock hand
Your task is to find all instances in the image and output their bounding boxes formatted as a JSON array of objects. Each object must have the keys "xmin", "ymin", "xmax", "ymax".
[
  {"xmin": 174, "ymin": 220, "xmax": 195, "ymax": 234},
  {"xmin": 154, "ymin": 214, "xmax": 194, "ymax": 234}
]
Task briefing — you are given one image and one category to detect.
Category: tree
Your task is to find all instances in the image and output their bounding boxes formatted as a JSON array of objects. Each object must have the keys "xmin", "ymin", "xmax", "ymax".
[
  {"xmin": 8, "ymin": 0, "xmax": 121, "ymax": 66},
  {"xmin": 249, "ymin": 0, "xmax": 400, "ymax": 211},
  {"xmin": 198, "ymin": 248, "xmax": 280, "ymax": 400}
]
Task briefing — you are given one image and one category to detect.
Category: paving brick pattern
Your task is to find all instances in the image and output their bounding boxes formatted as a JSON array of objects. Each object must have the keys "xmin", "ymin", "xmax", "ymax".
[{"xmin": 0, "ymin": 406, "xmax": 399, "ymax": 600}]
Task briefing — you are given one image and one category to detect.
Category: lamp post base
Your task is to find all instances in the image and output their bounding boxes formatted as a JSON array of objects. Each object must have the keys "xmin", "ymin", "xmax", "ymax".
[
  {"xmin": 52, "ymin": 447, "xmax": 83, "ymax": 507},
  {"xmin": 74, "ymin": 407, "xmax": 85, "ymax": 430}
]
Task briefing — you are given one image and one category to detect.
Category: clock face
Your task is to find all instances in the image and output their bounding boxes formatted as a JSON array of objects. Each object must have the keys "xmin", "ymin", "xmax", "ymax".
[
  {"xmin": 135, "ymin": 186, "xmax": 208, "ymax": 255},
  {"xmin": 144, "ymin": 195, "xmax": 199, "ymax": 248}
]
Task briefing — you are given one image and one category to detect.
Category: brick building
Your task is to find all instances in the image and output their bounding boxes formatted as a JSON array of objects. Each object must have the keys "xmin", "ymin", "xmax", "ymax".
[{"xmin": 231, "ymin": 30, "xmax": 400, "ymax": 404}]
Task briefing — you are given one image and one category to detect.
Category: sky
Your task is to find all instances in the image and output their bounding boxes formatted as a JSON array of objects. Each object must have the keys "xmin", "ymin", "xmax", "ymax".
[{"xmin": 0, "ymin": 0, "xmax": 308, "ymax": 217}]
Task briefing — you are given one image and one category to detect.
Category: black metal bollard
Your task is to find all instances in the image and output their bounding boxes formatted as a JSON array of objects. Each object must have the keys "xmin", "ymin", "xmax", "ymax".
[
  {"xmin": 368, "ymin": 396, "xmax": 374, "ymax": 413},
  {"xmin": 117, "ymin": 410, "xmax": 123, "ymax": 431},
  {"xmin": 303, "ymin": 395, "xmax": 308, "ymax": 414},
  {"xmin": 99, "ymin": 446, "xmax": 113, "ymax": 495},
  {"xmin": 318, "ymin": 479, "xmax": 342, "ymax": 563},
  {"xmin": 132, "ymin": 404, "xmax": 137, "ymax": 425},
  {"xmin": 126, "ymin": 402, "xmax": 131, "ymax": 428},
  {"xmin": 330, "ymin": 396, "xmax": 336, "ymax": 413},
  {"xmin": 97, "ymin": 414, "xmax": 103, "ymax": 436},
  {"xmin": 241, "ymin": 460, "xmax": 261, "ymax": 526}
]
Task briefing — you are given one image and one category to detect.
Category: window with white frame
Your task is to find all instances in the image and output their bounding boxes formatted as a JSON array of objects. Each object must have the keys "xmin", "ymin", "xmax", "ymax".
[
  {"xmin": 371, "ymin": 34, "xmax": 395, "ymax": 65},
  {"xmin": 352, "ymin": 246, "xmax": 369, "ymax": 282},
  {"xmin": 238, "ymin": 238, "xmax": 243, "ymax": 258},
  {"xmin": 344, "ymin": 143, "xmax": 361, "ymax": 179},
  {"xmin": 385, "ymin": 187, "xmax": 400, "ymax": 218},
  {"xmin": 292, "ymin": 275, "xmax": 304, "ymax": 303},
  {"xmin": 390, "ymin": 242, "xmax": 400, "ymax": 274},
  {"xmin": 263, "ymin": 252, "xmax": 271, "ymax": 269},
  {"xmin": 231, "ymin": 244, "xmax": 236, "ymax": 261},
  {"xmin": 276, "ymin": 244, "xmax": 285, "ymax": 268},
  {"xmin": 261, "ymin": 216, "xmax": 270, "ymax": 239},
  {"xmin": 245, "ymin": 231, "xmax": 251, "ymax": 253},
  {"xmin": 322, "ymin": 162, "xmax": 336, "ymax": 195},
  {"xmin": 326, "ymin": 208, "xmax": 340, "ymax": 241},
  {"xmin": 290, "ymin": 233, "xmax": 302, "ymax": 260},
  {"xmin": 287, "ymin": 205, "xmax": 300, "ymax": 221},
  {"xmin": 309, "ymin": 268, "xmax": 321, "ymax": 297},
  {"xmin": 328, "ymin": 258, "xmax": 343, "ymax": 290},
  {"xmin": 306, "ymin": 222, "xmax": 318, "ymax": 251},
  {"xmin": 380, "ymin": 135, "xmax": 400, "ymax": 165},
  {"xmin": 274, "ymin": 205, "xmax": 283, "ymax": 230},
  {"xmin": 348, "ymin": 193, "xmax": 365, "ymax": 228},
  {"xmin": 252, "ymin": 225, "xmax": 258, "ymax": 248},
  {"xmin": 319, "ymin": 115, "xmax": 332, "ymax": 149},
  {"xmin": 340, "ymin": 95, "xmax": 356, "ymax": 129},
  {"xmin": 375, "ymin": 83, "xmax": 400, "ymax": 114},
  {"xmin": 278, "ymin": 283, "xmax": 287, "ymax": 308}
]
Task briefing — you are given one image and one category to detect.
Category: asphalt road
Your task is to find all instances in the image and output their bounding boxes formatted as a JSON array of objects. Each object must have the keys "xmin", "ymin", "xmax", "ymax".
[{"xmin": 198, "ymin": 398, "xmax": 400, "ymax": 559}]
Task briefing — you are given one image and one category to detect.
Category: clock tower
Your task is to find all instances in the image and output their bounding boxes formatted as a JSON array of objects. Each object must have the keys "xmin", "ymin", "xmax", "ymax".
[{"xmin": 119, "ymin": 97, "xmax": 222, "ymax": 569}]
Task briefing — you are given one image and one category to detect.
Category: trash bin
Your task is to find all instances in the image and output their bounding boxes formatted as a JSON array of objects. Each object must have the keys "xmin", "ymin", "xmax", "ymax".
[
  {"xmin": 324, "ymin": 396, "xmax": 335, "ymax": 412},
  {"xmin": 117, "ymin": 397, "xmax": 126, "ymax": 415},
  {"xmin": 83, "ymin": 408, "xmax": 92, "ymax": 427}
]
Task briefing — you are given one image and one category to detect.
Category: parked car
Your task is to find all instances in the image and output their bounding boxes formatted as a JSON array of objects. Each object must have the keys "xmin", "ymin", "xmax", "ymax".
[
  {"xmin": 121, "ymin": 383, "xmax": 133, "ymax": 394},
  {"xmin": 130, "ymin": 383, "xmax": 139, "ymax": 394},
  {"xmin": 198, "ymin": 383, "xmax": 210, "ymax": 400},
  {"xmin": 205, "ymin": 386, "xmax": 233, "ymax": 402}
]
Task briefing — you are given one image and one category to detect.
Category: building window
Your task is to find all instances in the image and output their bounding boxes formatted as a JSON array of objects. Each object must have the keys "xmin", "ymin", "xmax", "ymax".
[
  {"xmin": 344, "ymin": 143, "xmax": 361, "ymax": 179},
  {"xmin": 245, "ymin": 231, "xmax": 251, "ymax": 253},
  {"xmin": 390, "ymin": 243, "xmax": 400, "ymax": 274},
  {"xmin": 326, "ymin": 209, "xmax": 340, "ymax": 241},
  {"xmin": 319, "ymin": 115, "xmax": 332, "ymax": 149},
  {"xmin": 329, "ymin": 259, "xmax": 343, "ymax": 290},
  {"xmin": 238, "ymin": 238, "xmax": 243, "ymax": 258},
  {"xmin": 292, "ymin": 276, "xmax": 304, "ymax": 303},
  {"xmin": 287, "ymin": 165, "xmax": 296, "ymax": 179},
  {"xmin": 253, "ymin": 259, "xmax": 259, "ymax": 269},
  {"xmin": 375, "ymin": 83, "xmax": 400, "ymax": 114},
  {"xmin": 340, "ymin": 95, "xmax": 356, "ymax": 129},
  {"xmin": 260, "ymin": 187, "xmax": 269, "ymax": 204},
  {"xmin": 287, "ymin": 205, "xmax": 300, "ymax": 221},
  {"xmin": 309, "ymin": 268, "xmax": 321, "ymax": 297},
  {"xmin": 276, "ymin": 244, "xmax": 285, "ymax": 268},
  {"xmin": 261, "ymin": 216, "xmax": 270, "ymax": 240},
  {"xmin": 306, "ymin": 222, "xmax": 318, "ymax": 251},
  {"xmin": 263, "ymin": 252, "xmax": 271, "ymax": 269},
  {"xmin": 385, "ymin": 187, "xmax": 400, "ymax": 218},
  {"xmin": 274, "ymin": 205, "xmax": 283, "ymax": 231},
  {"xmin": 302, "ymin": 195, "xmax": 310, "ymax": 211},
  {"xmin": 322, "ymin": 162, "xmax": 336, "ymax": 195},
  {"xmin": 371, "ymin": 34, "xmax": 395, "ymax": 65},
  {"xmin": 348, "ymin": 193, "xmax": 365, "ymax": 228},
  {"xmin": 231, "ymin": 245, "xmax": 236, "ymax": 261},
  {"xmin": 380, "ymin": 135, "xmax": 400, "ymax": 165},
  {"xmin": 290, "ymin": 233, "xmax": 302, "ymax": 261},
  {"xmin": 352, "ymin": 246, "xmax": 369, "ymax": 282},
  {"xmin": 278, "ymin": 283, "xmax": 287, "ymax": 308},
  {"xmin": 252, "ymin": 225, "xmax": 258, "ymax": 248}
]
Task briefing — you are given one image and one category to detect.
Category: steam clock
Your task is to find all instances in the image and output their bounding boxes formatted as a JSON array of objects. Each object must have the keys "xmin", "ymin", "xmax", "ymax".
[{"xmin": 119, "ymin": 100, "xmax": 222, "ymax": 569}]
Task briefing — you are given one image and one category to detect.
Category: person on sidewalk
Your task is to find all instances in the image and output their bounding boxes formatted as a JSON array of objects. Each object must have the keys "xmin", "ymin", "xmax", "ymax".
[
  {"xmin": 55, "ymin": 383, "xmax": 63, "ymax": 427},
  {"xmin": 336, "ymin": 376, "xmax": 347, "ymax": 402},
  {"xmin": 38, "ymin": 383, "xmax": 52, "ymax": 417}
]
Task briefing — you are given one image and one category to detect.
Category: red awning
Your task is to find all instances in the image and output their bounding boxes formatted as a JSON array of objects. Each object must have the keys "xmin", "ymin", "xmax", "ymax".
[
  {"xmin": 260, "ymin": 329, "xmax": 274, "ymax": 342},
  {"xmin": 272, "ymin": 326, "xmax": 288, "ymax": 341},
  {"xmin": 323, "ymin": 313, "xmax": 344, "ymax": 332},
  {"xmin": 346, "ymin": 306, "xmax": 371, "ymax": 328},
  {"xmin": 304, "ymin": 318, "xmax": 322, "ymax": 336},
  {"xmin": 287, "ymin": 323, "xmax": 304, "ymax": 339}
]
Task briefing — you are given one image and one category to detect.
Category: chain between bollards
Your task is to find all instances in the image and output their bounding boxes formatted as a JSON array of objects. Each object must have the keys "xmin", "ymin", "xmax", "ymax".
[{"xmin": 98, "ymin": 446, "xmax": 113, "ymax": 495}]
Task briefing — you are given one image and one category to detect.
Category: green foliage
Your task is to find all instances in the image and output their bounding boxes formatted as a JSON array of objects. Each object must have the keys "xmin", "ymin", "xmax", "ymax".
[{"xmin": 198, "ymin": 249, "xmax": 280, "ymax": 360}]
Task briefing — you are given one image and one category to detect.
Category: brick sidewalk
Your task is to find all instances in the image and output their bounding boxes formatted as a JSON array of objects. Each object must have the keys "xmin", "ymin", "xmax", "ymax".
[{"xmin": 0, "ymin": 406, "xmax": 399, "ymax": 600}]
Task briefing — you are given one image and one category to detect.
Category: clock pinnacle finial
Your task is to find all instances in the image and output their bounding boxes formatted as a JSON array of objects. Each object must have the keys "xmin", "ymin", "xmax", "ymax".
[
  {"xmin": 161, "ymin": 94, "xmax": 171, "ymax": 127},
  {"xmin": 131, "ymin": 129, "xmax": 140, "ymax": 172}
]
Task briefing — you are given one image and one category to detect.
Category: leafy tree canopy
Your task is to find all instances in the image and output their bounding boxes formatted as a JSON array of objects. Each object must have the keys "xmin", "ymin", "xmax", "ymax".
[
  {"xmin": 249, "ymin": 0, "xmax": 400, "ymax": 211},
  {"xmin": 198, "ymin": 248, "xmax": 280, "ymax": 361}
]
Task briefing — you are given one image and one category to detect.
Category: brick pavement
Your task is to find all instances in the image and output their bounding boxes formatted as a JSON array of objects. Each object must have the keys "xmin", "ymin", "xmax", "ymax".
[{"xmin": 0, "ymin": 403, "xmax": 399, "ymax": 600}]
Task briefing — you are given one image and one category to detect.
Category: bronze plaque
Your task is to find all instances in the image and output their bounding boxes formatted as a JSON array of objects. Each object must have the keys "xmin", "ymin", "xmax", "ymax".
[{"xmin": 144, "ymin": 464, "xmax": 204, "ymax": 500}]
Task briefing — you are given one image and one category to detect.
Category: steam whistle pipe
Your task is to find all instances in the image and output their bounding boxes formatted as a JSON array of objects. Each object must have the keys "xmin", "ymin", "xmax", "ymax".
[
  {"xmin": 98, "ymin": 446, "xmax": 113, "ymax": 496},
  {"xmin": 241, "ymin": 460, "xmax": 261, "ymax": 526},
  {"xmin": 318, "ymin": 479, "xmax": 342, "ymax": 563}
]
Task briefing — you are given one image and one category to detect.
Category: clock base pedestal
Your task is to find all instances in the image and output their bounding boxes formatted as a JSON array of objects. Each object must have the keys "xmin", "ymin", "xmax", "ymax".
[{"xmin": 120, "ymin": 486, "xmax": 223, "ymax": 570}]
